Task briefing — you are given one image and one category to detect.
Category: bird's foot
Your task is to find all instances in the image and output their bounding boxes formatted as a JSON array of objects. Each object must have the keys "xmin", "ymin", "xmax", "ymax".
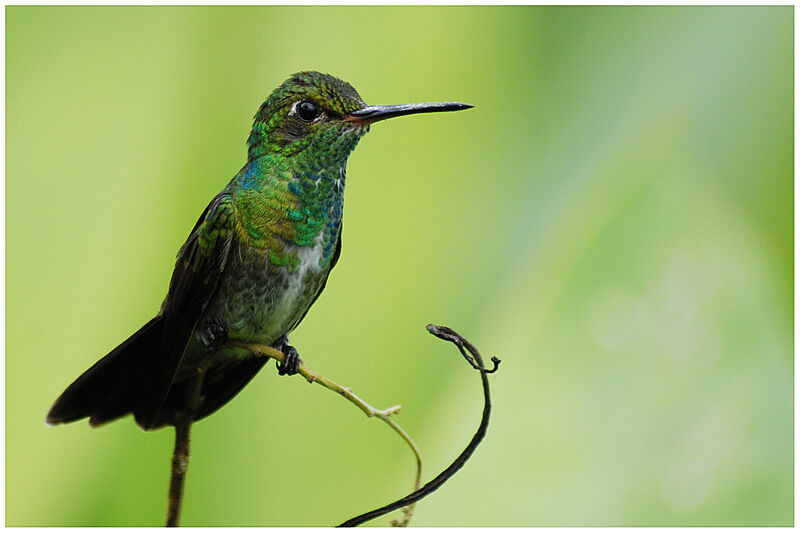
[
  {"xmin": 201, "ymin": 318, "xmax": 228, "ymax": 353},
  {"xmin": 272, "ymin": 335, "xmax": 302, "ymax": 376}
]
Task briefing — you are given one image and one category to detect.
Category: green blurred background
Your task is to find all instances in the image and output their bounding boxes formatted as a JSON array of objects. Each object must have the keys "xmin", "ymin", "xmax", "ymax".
[{"xmin": 6, "ymin": 6, "xmax": 793, "ymax": 526}]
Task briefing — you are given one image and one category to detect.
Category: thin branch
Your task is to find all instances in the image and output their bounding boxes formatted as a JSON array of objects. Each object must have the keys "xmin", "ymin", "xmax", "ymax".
[
  {"xmin": 166, "ymin": 362, "xmax": 209, "ymax": 527},
  {"xmin": 427, "ymin": 325, "xmax": 501, "ymax": 375},
  {"xmin": 227, "ymin": 340, "xmax": 424, "ymax": 526},
  {"xmin": 337, "ymin": 324, "xmax": 500, "ymax": 527}
]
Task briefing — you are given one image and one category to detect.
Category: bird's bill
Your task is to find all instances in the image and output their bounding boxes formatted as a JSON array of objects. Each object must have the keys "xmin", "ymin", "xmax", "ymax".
[{"xmin": 345, "ymin": 102, "xmax": 473, "ymax": 125}]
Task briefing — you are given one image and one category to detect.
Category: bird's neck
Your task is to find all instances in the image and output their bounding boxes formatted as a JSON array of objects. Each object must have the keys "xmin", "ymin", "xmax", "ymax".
[{"xmin": 232, "ymin": 153, "xmax": 345, "ymax": 269}]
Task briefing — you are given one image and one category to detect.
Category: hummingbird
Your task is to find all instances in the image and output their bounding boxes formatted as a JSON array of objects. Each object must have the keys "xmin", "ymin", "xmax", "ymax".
[{"xmin": 46, "ymin": 71, "xmax": 472, "ymax": 431}]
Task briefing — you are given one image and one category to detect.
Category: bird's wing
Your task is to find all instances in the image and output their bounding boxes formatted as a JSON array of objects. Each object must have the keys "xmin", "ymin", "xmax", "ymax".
[
  {"xmin": 144, "ymin": 354, "xmax": 268, "ymax": 429},
  {"xmin": 193, "ymin": 356, "xmax": 268, "ymax": 421},
  {"xmin": 134, "ymin": 192, "xmax": 236, "ymax": 430}
]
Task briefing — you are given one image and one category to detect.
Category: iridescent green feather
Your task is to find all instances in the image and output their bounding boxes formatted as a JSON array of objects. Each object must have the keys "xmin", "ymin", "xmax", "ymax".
[{"xmin": 232, "ymin": 72, "xmax": 368, "ymax": 271}]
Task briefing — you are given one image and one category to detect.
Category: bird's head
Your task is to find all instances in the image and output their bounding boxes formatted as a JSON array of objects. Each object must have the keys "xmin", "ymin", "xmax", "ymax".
[{"xmin": 247, "ymin": 71, "xmax": 472, "ymax": 163}]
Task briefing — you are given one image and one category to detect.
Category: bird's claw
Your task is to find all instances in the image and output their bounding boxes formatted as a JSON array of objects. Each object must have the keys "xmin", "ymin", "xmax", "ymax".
[{"xmin": 272, "ymin": 336, "xmax": 302, "ymax": 376}]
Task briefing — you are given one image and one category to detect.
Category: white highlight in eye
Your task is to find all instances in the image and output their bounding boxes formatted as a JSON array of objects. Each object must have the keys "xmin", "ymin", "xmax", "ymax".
[{"xmin": 289, "ymin": 101, "xmax": 324, "ymax": 123}]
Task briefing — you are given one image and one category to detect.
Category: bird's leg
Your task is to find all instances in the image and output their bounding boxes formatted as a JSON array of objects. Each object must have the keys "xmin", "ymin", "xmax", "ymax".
[
  {"xmin": 200, "ymin": 317, "xmax": 228, "ymax": 353},
  {"xmin": 271, "ymin": 334, "xmax": 302, "ymax": 376}
]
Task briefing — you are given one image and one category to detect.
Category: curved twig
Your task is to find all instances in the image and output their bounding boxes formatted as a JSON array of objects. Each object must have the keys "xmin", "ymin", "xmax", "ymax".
[
  {"xmin": 427, "ymin": 325, "xmax": 501, "ymax": 374},
  {"xmin": 337, "ymin": 324, "xmax": 499, "ymax": 527}
]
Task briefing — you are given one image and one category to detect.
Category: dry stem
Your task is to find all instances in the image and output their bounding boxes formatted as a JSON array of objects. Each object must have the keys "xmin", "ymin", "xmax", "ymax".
[{"xmin": 166, "ymin": 362, "xmax": 208, "ymax": 527}]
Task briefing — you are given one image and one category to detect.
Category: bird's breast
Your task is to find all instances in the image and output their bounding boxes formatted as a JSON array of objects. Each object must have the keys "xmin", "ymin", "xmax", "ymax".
[{"xmin": 204, "ymin": 234, "xmax": 330, "ymax": 346}]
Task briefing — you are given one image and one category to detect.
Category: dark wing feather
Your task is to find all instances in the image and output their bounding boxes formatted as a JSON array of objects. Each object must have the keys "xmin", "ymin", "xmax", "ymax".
[
  {"xmin": 194, "ymin": 356, "xmax": 268, "ymax": 421},
  {"xmin": 134, "ymin": 192, "xmax": 236, "ymax": 430},
  {"xmin": 145, "ymin": 355, "xmax": 267, "ymax": 429},
  {"xmin": 46, "ymin": 316, "xmax": 164, "ymax": 426}
]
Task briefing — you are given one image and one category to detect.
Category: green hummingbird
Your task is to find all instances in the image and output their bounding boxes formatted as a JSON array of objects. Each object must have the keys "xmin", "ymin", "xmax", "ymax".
[{"xmin": 46, "ymin": 71, "xmax": 472, "ymax": 431}]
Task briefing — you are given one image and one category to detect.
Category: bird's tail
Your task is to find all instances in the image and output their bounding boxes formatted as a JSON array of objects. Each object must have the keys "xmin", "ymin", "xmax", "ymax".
[{"xmin": 46, "ymin": 316, "xmax": 165, "ymax": 428}]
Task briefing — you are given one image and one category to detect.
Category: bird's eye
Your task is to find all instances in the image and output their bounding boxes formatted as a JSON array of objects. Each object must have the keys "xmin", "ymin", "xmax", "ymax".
[{"xmin": 297, "ymin": 101, "xmax": 319, "ymax": 122}]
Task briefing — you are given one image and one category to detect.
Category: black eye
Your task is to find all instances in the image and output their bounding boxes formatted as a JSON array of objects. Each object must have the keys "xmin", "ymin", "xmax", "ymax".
[{"xmin": 297, "ymin": 101, "xmax": 319, "ymax": 121}]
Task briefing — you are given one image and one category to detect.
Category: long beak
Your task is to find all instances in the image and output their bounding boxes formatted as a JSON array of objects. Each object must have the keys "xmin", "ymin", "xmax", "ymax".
[{"xmin": 346, "ymin": 102, "xmax": 473, "ymax": 125}]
